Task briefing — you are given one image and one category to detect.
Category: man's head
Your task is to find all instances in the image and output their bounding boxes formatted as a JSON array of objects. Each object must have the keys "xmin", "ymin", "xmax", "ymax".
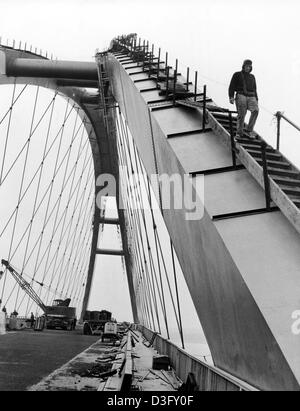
[{"xmin": 242, "ymin": 59, "xmax": 252, "ymax": 73}]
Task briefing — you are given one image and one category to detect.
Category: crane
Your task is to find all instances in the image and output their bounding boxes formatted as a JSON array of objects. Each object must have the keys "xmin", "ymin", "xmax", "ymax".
[
  {"xmin": 0, "ymin": 260, "xmax": 77, "ymax": 330},
  {"xmin": 1, "ymin": 259, "xmax": 46, "ymax": 313}
]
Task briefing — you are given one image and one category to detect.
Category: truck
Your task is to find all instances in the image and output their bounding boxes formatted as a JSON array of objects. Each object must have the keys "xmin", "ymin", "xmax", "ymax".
[
  {"xmin": 82, "ymin": 309, "xmax": 113, "ymax": 335},
  {"xmin": 0, "ymin": 260, "xmax": 77, "ymax": 331},
  {"xmin": 45, "ymin": 299, "xmax": 77, "ymax": 331}
]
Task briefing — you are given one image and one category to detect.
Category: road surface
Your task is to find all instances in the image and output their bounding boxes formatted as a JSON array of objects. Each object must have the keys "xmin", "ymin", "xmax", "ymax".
[{"xmin": 0, "ymin": 328, "xmax": 99, "ymax": 391}]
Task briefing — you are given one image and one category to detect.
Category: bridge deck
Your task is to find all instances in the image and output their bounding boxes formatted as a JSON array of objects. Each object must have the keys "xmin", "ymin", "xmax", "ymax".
[
  {"xmin": 0, "ymin": 329, "xmax": 99, "ymax": 391},
  {"xmin": 29, "ymin": 330, "xmax": 179, "ymax": 391}
]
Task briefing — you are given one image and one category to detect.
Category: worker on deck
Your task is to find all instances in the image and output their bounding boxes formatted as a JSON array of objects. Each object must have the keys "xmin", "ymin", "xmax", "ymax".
[
  {"xmin": 229, "ymin": 59, "xmax": 259, "ymax": 139},
  {"xmin": 30, "ymin": 312, "xmax": 35, "ymax": 328}
]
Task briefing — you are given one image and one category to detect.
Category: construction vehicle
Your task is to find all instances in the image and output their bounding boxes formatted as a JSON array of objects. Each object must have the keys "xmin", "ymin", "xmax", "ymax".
[
  {"xmin": 82, "ymin": 309, "xmax": 113, "ymax": 335},
  {"xmin": 45, "ymin": 298, "xmax": 77, "ymax": 331},
  {"xmin": 101, "ymin": 321, "xmax": 119, "ymax": 343},
  {"xmin": 0, "ymin": 260, "xmax": 77, "ymax": 331}
]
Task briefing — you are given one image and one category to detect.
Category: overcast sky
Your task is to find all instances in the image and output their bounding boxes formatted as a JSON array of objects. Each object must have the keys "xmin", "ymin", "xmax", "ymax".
[
  {"xmin": 1, "ymin": 0, "xmax": 299, "ymax": 151},
  {"xmin": 0, "ymin": 0, "xmax": 299, "ymax": 358}
]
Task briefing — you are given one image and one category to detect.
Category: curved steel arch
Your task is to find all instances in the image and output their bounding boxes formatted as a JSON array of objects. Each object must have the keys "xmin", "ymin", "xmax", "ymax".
[{"xmin": 0, "ymin": 45, "xmax": 138, "ymax": 323}]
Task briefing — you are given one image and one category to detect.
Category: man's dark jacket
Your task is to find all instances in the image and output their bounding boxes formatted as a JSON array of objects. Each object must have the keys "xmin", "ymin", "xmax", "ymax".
[{"xmin": 229, "ymin": 71, "xmax": 258, "ymax": 100}]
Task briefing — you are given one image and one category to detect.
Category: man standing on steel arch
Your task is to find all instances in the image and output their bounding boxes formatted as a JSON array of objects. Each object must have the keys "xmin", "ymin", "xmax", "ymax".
[{"xmin": 229, "ymin": 59, "xmax": 259, "ymax": 139}]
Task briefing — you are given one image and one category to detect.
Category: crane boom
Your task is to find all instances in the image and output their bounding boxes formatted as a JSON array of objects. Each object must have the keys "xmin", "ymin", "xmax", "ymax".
[{"xmin": 1, "ymin": 260, "xmax": 47, "ymax": 313}]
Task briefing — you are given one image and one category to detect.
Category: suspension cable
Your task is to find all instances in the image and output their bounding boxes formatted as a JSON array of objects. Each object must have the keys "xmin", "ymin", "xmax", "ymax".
[
  {"xmin": 0, "ymin": 91, "xmax": 60, "ymax": 189},
  {"xmin": 0, "ymin": 84, "xmax": 27, "ymax": 127},
  {"xmin": 22, "ymin": 125, "xmax": 90, "ymax": 272},
  {"xmin": 0, "ymin": 80, "xmax": 16, "ymax": 185},
  {"xmin": 170, "ymin": 239, "xmax": 185, "ymax": 349},
  {"xmin": 119, "ymin": 112, "xmax": 159, "ymax": 327},
  {"xmin": 42, "ymin": 109, "xmax": 81, "ymax": 297},
  {"xmin": 51, "ymin": 154, "xmax": 94, "ymax": 295},
  {"xmin": 1, "ymin": 86, "xmax": 40, "ymax": 304},
  {"xmin": 117, "ymin": 111, "xmax": 162, "ymax": 330},
  {"xmin": 0, "ymin": 88, "xmax": 95, "ymax": 316},
  {"xmin": 117, "ymin": 111, "xmax": 169, "ymax": 334},
  {"xmin": 57, "ymin": 174, "xmax": 94, "ymax": 298},
  {"xmin": 50, "ymin": 123, "xmax": 87, "ymax": 290},
  {"xmin": 0, "ymin": 97, "xmax": 74, "ymax": 239}
]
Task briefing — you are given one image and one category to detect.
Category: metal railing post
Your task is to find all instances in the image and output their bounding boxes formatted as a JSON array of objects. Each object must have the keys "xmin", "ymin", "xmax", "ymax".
[
  {"xmin": 274, "ymin": 111, "xmax": 300, "ymax": 152},
  {"xmin": 147, "ymin": 44, "xmax": 154, "ymax": 78},
  {"xmin": 137, "ymin": 38, "xmax": 141, "ymax": 62},
  {"xmin": 202, "ymin": 84, "xmax": 207, "ymax": 131},
  {"xmin": 276, "ymin": 111, "xmax": 281, "ymax": 151},
  {"xmin": 261, "ymin": 141, "xmax": 271, "ymax": 210},
  {"xmin": 166, "ymin": 66, "xmax": 170, "ymax": 96},
  {"xmin": 186, "ymin": 67, "xmax": 190, "ymax": 92},
  {"xmin": 173, "ymin": 59, "xmax": 178, "ymax": 106},
  {"xmin": 150, "ymin": 44, "xmax": 154, "ymax": 77},
  {"xmin": 156, "ymin": 48, "xmax": 161, "ymax": 86},
  {"xmin": 165, "ymin": 52, "xmax": 168, "ymax": 73},
  {"xmin": 194, "ymin": 71, "xmax": 198, "ymax": 101},
  {"xmin": 142, "ymin": 40, "xmax": 146, "ymax": 71}
]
